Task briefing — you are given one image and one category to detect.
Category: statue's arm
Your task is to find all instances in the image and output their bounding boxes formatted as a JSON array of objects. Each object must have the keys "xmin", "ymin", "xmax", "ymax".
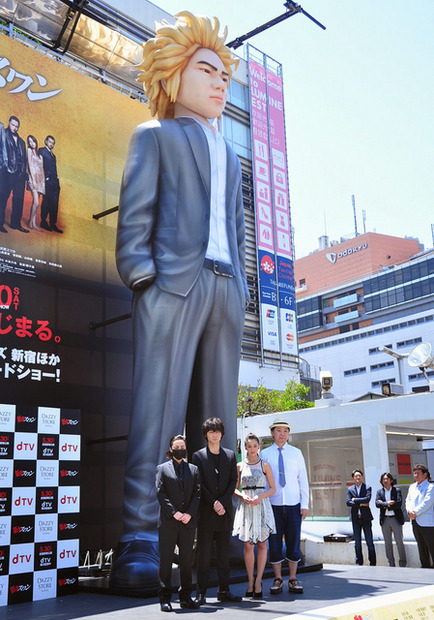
[{"xmin": 116, "ymin": 124, "xmax": 160, "ymax": 290}]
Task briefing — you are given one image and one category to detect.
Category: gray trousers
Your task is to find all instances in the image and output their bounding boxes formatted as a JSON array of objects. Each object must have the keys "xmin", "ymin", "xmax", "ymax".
[
  {"xmin": 122, "ymin": 268, "xmax": 245, "ymax": 537},
  {"xmin": 381, "ymin": 516, "xmax": 407, "ymax": 567}
]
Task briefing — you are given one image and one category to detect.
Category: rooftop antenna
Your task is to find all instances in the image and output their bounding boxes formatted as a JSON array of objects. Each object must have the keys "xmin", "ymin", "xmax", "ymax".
[
  {"xmin": 362, "ymin": 209, "xmax": 367, "ymax": 234},
  {"xmin": 352, "ymin": 194, "xmax": 359, "ymax": 237}
]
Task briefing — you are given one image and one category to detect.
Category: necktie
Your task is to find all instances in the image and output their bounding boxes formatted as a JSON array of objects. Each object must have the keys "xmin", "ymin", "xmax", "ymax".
[
  {"xmin": 175, "ymin": 462, "xmax": 183, "ymax": 488},
  {"xmin": 278, "ymin": 447, "xmax": 286, "ymax": 487}
]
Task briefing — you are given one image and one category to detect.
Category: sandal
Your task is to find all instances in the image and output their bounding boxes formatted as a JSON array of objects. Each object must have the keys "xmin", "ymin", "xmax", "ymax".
[
  {"xmin": 270, "ymin": 577, "xmax": 283, "ymax": 594},
  {"xmin": 288, "ymin": 578, "xmax": 303, "ymax": 594}
]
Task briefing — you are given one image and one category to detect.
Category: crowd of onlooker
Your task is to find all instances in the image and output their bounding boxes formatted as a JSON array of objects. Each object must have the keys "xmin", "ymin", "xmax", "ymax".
[{"xmin": 347, "ymin": 465, "xmax": 434, "ymax": 570}]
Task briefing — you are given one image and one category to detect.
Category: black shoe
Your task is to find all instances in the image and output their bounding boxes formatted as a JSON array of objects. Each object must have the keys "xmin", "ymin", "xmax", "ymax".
[
  {"xmin": 195, "ymin": 594, "xmax": 206, "ymax": 606},
  {"xmin": 180, "ymin": 598, "xmax": 200, "ymax": 609},
  {"xmin": 40, "ymin": 220, "xmax": 51, "ymax": 231},
  {"xmin": 245, "ymin": 578, "xmax": 255, "ymax": 597},
  {"xmin": 217, "ymin": 591, "xmax": 242, "ymax": 603},
  {"xmin": 253, "ymin": 582, "xmax": 263, "ymax": 598},
  {"xmin": 12, "ymin": 225, "xmax": 29, "ymax": 233},
  {"xmin": 109, "ymin": 539, "xmax": 159, "ymax": 593},
  {"xmin": 0, "ymin": 226, "xmax": 7, "ymax": 233},
  {"xmin": 51, "ymin": 224, "xmax": 63, "ymax": 233},
  {"xmin": 160, "ymin": 601, "xmax": 172, "ymax": 612}
]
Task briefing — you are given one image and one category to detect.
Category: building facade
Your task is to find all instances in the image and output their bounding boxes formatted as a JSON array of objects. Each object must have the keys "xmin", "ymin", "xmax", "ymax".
[{"xmin": 295, "ymin": 232, "xmax": 434, "ymax": 399}]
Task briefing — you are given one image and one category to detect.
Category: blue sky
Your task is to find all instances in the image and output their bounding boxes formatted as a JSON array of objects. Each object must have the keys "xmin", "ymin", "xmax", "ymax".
[{"xmin": 153, "ymin": 0, "xmax": 434, "ymax": 258}]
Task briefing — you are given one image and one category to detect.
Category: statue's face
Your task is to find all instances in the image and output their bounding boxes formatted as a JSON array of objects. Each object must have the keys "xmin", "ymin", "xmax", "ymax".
[{"xmin": 174, "ymin": 47, "xmax": 228, "ymax": 124}]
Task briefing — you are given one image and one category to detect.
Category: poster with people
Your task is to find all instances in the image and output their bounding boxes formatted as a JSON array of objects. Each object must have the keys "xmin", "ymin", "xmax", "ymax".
[
  {"xmin": 0, "ymin": 34, "xmax": 150, "ymax": 283},
  {"xmin": 0, "ymin": 34, "xmax": 151, "ymax": 397}
]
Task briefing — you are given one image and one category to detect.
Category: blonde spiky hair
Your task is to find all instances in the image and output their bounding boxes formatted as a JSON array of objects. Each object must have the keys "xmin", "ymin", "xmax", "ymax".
[{"xmin": 138, "ymin": 11, "xmax": 239, "ymax": 119}]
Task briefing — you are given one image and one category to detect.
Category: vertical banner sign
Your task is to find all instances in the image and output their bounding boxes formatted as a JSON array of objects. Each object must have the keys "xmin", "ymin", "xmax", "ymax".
[
  {"xmin": 266, "ymin": 70, "xmax": 297, "ymax": 355},
  {"xmin": 0, "ymin": 404, "xmax": 80, "ymax": 607},
  {"xmin": 249, "ymin": 57, "xmax": 279, "ymax": 352},
  {"xmin": 248, "ymin": 50, "xmax": 297, "ymax": 355}
]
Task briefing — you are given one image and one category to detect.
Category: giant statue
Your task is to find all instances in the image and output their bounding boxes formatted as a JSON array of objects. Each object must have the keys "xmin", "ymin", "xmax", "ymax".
[{"xmin": 110, "ymin": 11, "xmax": 249, "ymax": 591}]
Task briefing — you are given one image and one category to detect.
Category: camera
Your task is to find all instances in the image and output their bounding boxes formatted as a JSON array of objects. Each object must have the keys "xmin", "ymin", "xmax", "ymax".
[{"xmin": 320, "ymin": 370, "xmax": 333, "ymax": 392}]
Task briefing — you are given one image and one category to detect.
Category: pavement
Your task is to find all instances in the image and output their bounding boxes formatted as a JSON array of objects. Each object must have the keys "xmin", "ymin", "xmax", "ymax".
[{"xmin": 1, "ymin": 564, "xmax": 434, "ymax": 620}]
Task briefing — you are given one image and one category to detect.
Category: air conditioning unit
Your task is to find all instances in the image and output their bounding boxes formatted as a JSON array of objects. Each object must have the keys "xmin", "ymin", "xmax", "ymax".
[{"xmin": 382, "ymin": 383, "xmax": 404, "ymax": 396}]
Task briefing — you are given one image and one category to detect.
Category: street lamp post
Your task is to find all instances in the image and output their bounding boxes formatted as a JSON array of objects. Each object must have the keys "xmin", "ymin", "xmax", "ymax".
[{"xmin": 378, "ymin": 345, "xmax": 409, "ymax": 391}]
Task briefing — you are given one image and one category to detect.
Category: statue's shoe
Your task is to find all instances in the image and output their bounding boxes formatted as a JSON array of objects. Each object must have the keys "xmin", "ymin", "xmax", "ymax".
[{"xmin": 109, "ymin": 539, "xmax": 159, "ymax": 594}]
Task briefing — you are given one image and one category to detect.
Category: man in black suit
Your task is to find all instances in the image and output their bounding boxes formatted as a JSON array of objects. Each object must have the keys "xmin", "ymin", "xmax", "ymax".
[
  {"xmin": 0, "ymin": 121, "xmax": 8, "ymax": 233},
  {"xmin": 39, "ymin": 135, "xmax": 62, "ymax": 233},
  {"xmin": 192, "ymin": 417, "xmax": 241, "ymax": 605},
  {"xmin": 156, "ymin": 435, "xmax": 200, "ymax": 612},
  {"xmin": 346, "ymin": 469, "xmax": 376, "ymax": 566},
  {"xmin": 375, "ymin": 472, "xmax": 406, "ymax": 567},
  {"xmin": 0, "ymin": 116, "xmax": 28, "ymax": 233}
]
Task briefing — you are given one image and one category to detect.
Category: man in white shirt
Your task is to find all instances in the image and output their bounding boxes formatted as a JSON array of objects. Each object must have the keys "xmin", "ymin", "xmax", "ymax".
[
  {"xmin": 111, "ymin": 12, "xmax": 249, "ymax": 592},
  {"xmin": 261, "ymin": 418, "xmax": 309, "ymax": 595},
  {"xmin": 406, "ymin": 463, "xmax": 434, "ymax": 567}
]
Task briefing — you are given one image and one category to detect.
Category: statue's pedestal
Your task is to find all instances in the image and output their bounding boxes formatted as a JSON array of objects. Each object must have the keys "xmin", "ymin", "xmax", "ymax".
[{"xmin": 79, "ymin": 560, "xmax": 323, "ymax": 598}]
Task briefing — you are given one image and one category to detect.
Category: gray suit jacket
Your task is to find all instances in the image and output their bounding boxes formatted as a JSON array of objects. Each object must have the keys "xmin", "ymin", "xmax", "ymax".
[
  {"xmin": 116, "ymin": 117, "xmax": 249, "ymax": 305},
  {"xmin": 375, "ymin": 486, "xmax": 405, "ymax": 526}
]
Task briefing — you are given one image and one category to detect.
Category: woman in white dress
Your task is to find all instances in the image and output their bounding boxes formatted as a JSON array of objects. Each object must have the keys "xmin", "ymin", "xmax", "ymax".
[
  {"xmin": 26, "ymin": 135, "xmax": 45, "ymax": 230},
  {"xmin": 233, "ymin": 433, "xmax": 276, "ymax": 598}
]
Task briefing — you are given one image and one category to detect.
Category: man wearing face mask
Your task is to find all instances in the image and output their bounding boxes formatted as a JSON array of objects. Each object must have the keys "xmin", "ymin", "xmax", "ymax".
[{"xmin": 156, "ymin": 435, "xmax": 201, "ymax": 612}]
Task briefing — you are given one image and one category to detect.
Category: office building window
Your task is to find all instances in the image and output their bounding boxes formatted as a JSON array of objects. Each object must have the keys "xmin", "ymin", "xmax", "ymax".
[
  {"xmin": 372, "ymin": 378, "xmax": 396, "ymax": 388},
  {"xmin": 396, "ymin": 337, "xmax": 422, "ymax": 349},
  {"xmin": 369, "ymin": 345, "xmax": 392, "ymax": 355},
  {"xmin": 370, "ymin": 361, "xmax": 394, "ymax": 371},
  {"xmin": 344, "ymin": 367, "xmax": 366, "ymax": 377},
  {"xmin": 227, "ymin": 80, "xmax": 249, "ymax": 111},
  {"xmin": 222, "ymin": 115, "xmax": 251, "ymax": 159}
]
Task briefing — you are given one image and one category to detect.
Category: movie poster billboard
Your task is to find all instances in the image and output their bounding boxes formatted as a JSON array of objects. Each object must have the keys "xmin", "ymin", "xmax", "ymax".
[
  {"xmin": 0, "ymin": 35, "xmax": 151, "ymax": 398},
  {"xmin": 0, "ymin": 34, "xmax": 151, "ymax": 553},
  {"xmin": 0, "ymin": 35, "xmax": 149, "ymax": 282},
  {"xmin": 248, "ymin": 49, "xmax": 297, "ymax": 356}
]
